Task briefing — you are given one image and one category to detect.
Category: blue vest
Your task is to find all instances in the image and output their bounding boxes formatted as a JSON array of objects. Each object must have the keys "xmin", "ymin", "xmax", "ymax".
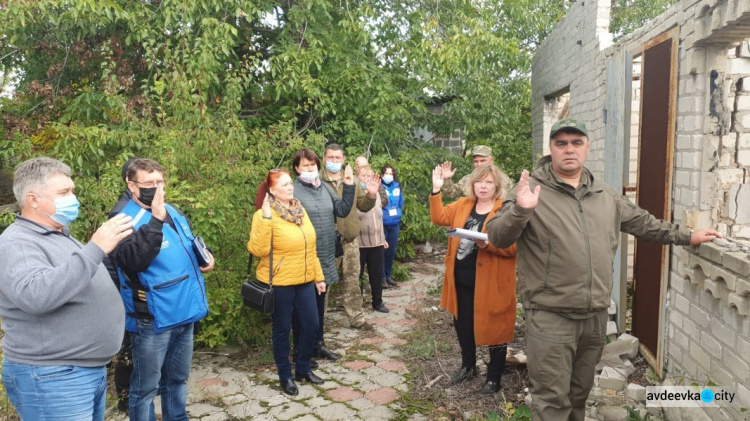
[
  {"xmin": 116, "ymin": 200, "xmax": 209, "ymax": 333},
  {"xmin": 382, "ymin": 181, "xmax": 403, "ymax": 226}
]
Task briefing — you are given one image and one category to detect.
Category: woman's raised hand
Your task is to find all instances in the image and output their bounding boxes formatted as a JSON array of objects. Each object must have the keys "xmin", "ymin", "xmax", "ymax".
[
  {"xmin": 262, "ymin": 193, "xmax": 272, "ymax": 218},
  {"xmin": 365, "ymin": 173, "xmax": 380, "ymax": 197},
  {"xmin": 432, "ymin": 165, "xmax": 444, "ymax": 193}
]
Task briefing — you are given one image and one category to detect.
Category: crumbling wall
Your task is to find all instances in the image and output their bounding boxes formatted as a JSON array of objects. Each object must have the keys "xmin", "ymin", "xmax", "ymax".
[{"xmin": 532, "ymin": 0, "xmax": 750, "ymax": 419}]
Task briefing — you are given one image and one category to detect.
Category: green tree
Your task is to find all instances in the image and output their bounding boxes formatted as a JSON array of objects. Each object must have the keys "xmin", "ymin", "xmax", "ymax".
[
  {"xmin": 610, "ymin": 0, "xmax": 679, "ymax": 40},
  {"xmin": 0, "ymin": 0, "xmax": 572, "ymax": 346}
]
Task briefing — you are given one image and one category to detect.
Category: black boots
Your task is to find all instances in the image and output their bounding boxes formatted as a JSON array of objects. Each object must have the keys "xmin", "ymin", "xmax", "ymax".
[
  {"xmin": 385, "ymin": 277, "xmax": 398, "ymax": 287},
  {"xmin": 450, "ymin": 366, "xmax": 478, "ymax": 384},
  {"xmin": 295, "ymin": 371, "xmax": 324, "ymax": 385},
  {"xmin": 313, "ymin": 340, "xmax": 341, "ymax": 361},
  {"xmin": 478, "ymin": 380, "xmax": 501, "ymax": 395},
  {"xmin": 280, "ymin": 379, "xmax": 298, "ymax": 396}
]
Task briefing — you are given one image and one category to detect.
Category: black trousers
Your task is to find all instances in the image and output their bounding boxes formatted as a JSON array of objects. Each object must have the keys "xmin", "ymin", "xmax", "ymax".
[
  {"xmin": 292, "ymin": 289, "xmax": 327, "ymax": 349},
  {"xmin": 454, "ymin": 279, "xmax": 508, "ymax": 382},
  {"xmin": 359, "ymin": 246, "xmax": 384, "ymax": 308}
]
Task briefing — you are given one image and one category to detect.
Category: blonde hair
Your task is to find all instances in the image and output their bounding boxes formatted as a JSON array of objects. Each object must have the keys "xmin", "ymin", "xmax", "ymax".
[
  {"xmin": 465, "ymin": 165, "xmax": 508, "ymax": 201},
  {"xmin": 355, "ymin": 165, "xmax": 373, "ymax": 178}
]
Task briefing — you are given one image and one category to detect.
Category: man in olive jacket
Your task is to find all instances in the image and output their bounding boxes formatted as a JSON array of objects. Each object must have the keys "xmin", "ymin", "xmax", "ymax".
[
  {"xmin": 320, "ymin": 143, "xmax": 379, "ymax": 329},
  {"xmin": 486, "ymin": 117, "xmax": 720, "ymax": 421}
]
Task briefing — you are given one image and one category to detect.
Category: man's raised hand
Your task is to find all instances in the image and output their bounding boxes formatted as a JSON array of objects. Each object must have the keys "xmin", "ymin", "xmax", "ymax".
[
  {"xmin": 516, "ymin": 170, "xmax": 541, "ymax": 209},
  {"xmin": 343, "ymin": 165, "xmax": 354, "ymax": 185},
  {"xmin": 90, "ymin": 214, "xmax": 134, "ymax": 254},
  {"xmin": 151, "ymin": 183, "xmax": 167, "ymax": 221}
]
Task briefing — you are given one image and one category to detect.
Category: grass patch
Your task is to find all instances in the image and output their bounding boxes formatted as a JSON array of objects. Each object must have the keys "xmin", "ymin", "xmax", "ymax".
[{"xmin": 403, "ymin": 332, "xmax": 450, "ymax": 361}]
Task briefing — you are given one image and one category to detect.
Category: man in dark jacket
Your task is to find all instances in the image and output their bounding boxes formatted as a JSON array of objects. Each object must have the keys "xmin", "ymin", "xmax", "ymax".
[
  {"xmin": 110, "ymin": 158, "xmax": 214, "ymax": 420},
  {"xmin": 320, "ymin": 143, "xmax": 379, "ymax": 330},
  {"xmin": 487, "ymin": 117, "xmax": 720, "ymax": 420},
  {"xmin": 105, "ymin": 158, "xmax": 137, "ymax": 413}
]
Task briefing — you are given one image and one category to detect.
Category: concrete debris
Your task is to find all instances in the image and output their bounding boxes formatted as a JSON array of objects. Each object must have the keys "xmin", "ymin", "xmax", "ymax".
[
  {"xmin": 597, "ymin": 367, "xmax": 627, "ymax": 391},
  {"xmin": 597, "ymin": 405, "xmax": 628, "ymax": 421},
  {"xmin": 606, "ymin": 320, "xmax": 618, "ymax": 336},
  {"xmin": 603, "ymin": 333, "xmax": 639, "ymax": 360},
  {"xmin": 596, "ymin": 353, "xmax": 635, "ymax": 377},
  {"xmin": 626, "ymin": 383, "xmax": 647, "ymax": 402},
  {"xmin": 608, "ymin": 299, "xmax": 616, "ymax": 315},
  {"xmin": 505, "ymin": 350, "xmax": 527, "ymax": 366}
]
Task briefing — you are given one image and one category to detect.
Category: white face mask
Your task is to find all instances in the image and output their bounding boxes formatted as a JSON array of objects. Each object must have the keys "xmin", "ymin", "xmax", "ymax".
[
  {"xmin": 382, "ymin": 174, "xmax": 394, "ymax": 184},
  {"xmin": 299, "ymin": 171, "xmax": 319, "ymax": 184}
]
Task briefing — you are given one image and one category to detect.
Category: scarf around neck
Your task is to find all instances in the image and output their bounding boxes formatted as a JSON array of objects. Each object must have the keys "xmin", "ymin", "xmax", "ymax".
[{"xmin": 271, "ymin": 197, "xmax": 305, "ymax": 226}]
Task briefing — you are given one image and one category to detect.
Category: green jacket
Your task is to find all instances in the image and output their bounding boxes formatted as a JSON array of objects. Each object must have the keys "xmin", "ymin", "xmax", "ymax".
[
  {"xmin": 320, "ymin": 170, "xmax": 376, "ymax": 243},
  {"xmin": 441, "ymin": 174, "xmax": 468, "ymax": 200},
  {"xmin": 486, "ymin": 163, "xmax": 691, "ymax": 313}
]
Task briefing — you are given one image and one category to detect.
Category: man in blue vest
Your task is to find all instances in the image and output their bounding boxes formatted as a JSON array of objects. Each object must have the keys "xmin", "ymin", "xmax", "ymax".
[{"xmin": 110, "ymin": 158, "xmax": 213, "ymax": 421}]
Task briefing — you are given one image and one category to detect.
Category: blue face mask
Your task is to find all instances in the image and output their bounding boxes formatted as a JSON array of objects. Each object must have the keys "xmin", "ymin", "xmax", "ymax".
[
  {"xmin": 360, "ymin": 182, "xmax": 367, "ymax": 190},
  {"xmin": 325, "ymin": 161, "xmax": 342, "ymax": 174},
  {"xmin": 38, "ymin": 194, "xmax": 80, "ymax": 226},
  {"xmin": 382, "ymin": 174, "xmax": 394, "ymax": 184}
]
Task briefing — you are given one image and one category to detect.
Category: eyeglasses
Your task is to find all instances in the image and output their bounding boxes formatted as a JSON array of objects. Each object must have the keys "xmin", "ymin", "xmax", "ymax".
[{"xmin": 132, "ymin": 180, "xmax": 166, "ymax": 188}]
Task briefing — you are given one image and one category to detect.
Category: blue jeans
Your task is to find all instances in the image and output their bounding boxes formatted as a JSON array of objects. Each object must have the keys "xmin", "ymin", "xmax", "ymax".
[
  {"xmin": 129, "ymin": 320, "xmax": 193, "ymax": 421},
  {"xmin": 1, "ymin": 358, "xmax": 107, "ymax": 421},
  {"xmin": 383, "ymin": 224, "xmax": 400, "ymax": 279},
  {"xmin": 272, "ymin": 282, "xmax": 319, "ymax": 380}
]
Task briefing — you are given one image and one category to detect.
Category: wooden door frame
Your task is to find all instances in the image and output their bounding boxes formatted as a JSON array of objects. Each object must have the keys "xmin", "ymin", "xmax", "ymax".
[{"xmin": 632, "ymin": 25, "xmax": 680, "ymax": 376}]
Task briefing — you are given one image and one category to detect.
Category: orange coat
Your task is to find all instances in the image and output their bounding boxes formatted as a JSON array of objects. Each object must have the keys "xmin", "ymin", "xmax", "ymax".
[{"xmin": 430, "ymin": 193, "xmax": 517, "ymax": 345}]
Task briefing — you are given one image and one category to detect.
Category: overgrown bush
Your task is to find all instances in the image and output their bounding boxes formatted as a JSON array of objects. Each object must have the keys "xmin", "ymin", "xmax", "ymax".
[{"xmin": 0, "ymin": 0, "xmax": 543, "ymax": 347}]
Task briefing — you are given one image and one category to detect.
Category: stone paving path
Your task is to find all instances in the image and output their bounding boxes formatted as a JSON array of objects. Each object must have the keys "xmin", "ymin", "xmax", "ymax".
[{"xmin": 109, "ymin": 264, "xmax": 442, "ymax": 421}]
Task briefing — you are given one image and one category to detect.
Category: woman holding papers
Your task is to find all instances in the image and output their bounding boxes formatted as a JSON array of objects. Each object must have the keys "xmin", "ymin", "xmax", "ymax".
[{"xmin": 429, "ymin": 164, "xmax": 517, "ymax": 395}]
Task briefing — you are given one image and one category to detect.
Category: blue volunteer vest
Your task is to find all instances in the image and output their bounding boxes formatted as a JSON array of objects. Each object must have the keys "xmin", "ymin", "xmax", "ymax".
[{"xmin": 116, "ymin": 200, "xmax": 209, "ymax": 333}]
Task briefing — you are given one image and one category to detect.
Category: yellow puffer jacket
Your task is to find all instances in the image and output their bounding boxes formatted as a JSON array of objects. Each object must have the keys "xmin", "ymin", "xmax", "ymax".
[{"xmin": 248, "ymin": 209, "xmax": 325, "ymax": 286}]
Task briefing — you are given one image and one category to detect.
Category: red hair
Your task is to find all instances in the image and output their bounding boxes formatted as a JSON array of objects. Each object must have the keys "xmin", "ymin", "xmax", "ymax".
[{"xmin": 254, "ymin": 169, "xmax": 290, "ymax": 209}]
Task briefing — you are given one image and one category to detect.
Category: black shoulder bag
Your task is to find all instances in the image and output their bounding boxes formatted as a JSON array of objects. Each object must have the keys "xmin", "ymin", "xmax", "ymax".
[{"xmin": 241, "ymin": 231, "xmax": 275, "ymax": 314}]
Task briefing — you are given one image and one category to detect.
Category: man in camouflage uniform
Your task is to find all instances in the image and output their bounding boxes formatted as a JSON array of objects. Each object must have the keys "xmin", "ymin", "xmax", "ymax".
[
  {"xmin": 320, "ymin": 144, "xmax": 379, "ymax": 330},
  {"xmin": 441, "ymin": 145, "xmax": 509, "ymax": 199}
]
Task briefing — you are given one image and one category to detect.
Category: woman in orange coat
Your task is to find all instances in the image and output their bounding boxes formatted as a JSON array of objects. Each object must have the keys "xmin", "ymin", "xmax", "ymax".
[{"xmin": 430, "ymin": 164, "xmax": 517, "ymax": 395}]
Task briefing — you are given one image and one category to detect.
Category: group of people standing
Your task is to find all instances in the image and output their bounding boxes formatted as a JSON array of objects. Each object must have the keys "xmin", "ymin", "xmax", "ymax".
[
  {"xmin": 428, "ymin": 118, "xmax": 720, "ymax": 421},
  {"xmin": 248, "ymin": 143, "xmax": 404, "ymax": 396},
  {"xmin": 0, "ymin": 147, "xmax": 405, "ymax": 419},
  {"xmin": 0, "ymin": 116, "xmax": 724, "ymax": 421}
]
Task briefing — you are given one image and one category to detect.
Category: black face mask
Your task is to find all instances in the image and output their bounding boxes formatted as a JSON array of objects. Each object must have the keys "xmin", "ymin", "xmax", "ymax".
[{"xmin": 139, "ymin": 187, "xmax": 157, "ymax": 207}]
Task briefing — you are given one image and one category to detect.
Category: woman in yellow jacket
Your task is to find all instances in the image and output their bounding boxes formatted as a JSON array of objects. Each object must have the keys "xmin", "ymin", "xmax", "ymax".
[{"xmin": 248, "ymin": 169, "xmax": 326, "ymax": 396}]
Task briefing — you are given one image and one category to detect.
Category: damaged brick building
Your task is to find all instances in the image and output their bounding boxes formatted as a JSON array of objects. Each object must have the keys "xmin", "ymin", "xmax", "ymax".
[{"xmin": 532, "ymin": 0, "xmax": 750, "ymax": 418}]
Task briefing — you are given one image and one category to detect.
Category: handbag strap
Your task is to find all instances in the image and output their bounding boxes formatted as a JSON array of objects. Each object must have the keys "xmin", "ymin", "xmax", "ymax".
[{"xmin": 247, "ymin": 224, "xmax": 274, "ymax": 289}]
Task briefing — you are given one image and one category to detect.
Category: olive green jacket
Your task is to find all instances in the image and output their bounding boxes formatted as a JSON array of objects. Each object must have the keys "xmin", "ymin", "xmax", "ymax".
[
  {"xmin": 487, "ymin": 163, "xmax": 691, "ymax": 312},
  {"xmin": 320, "ymin": 170, "xmax": 376, "ymax": 243}
]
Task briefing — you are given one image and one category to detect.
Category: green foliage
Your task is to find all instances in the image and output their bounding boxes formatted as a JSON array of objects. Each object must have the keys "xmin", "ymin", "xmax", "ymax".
[
  {"xmin": 0, "ymin": 0, "xmax": 576, "ymax": 346},
  {"xmin": 487, "ymin": 403, "xmax": 531, "ymax": 421},
  {"xmin": 403, "ymin": 332, "xmax": 450, "ymax": 360},
  {"xmin": 624, "ymin": 405, "xmax": 650, "ymax": 421},
  {"xmin": 610, "ymin": 0, "xmax": 679, "ymax": 40},
  {"xmin": 390, "ymin": 262, "xmax": 412, "ymax": 284}
]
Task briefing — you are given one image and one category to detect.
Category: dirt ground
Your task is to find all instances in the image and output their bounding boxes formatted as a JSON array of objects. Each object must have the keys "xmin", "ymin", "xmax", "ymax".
[
  {"xmin": 397, "ymin": 248, "xmax": 530, "ymax": 419},
  {"xmin": 399, "ymin": 247, "xmax": 652, "ymax": 420}
]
